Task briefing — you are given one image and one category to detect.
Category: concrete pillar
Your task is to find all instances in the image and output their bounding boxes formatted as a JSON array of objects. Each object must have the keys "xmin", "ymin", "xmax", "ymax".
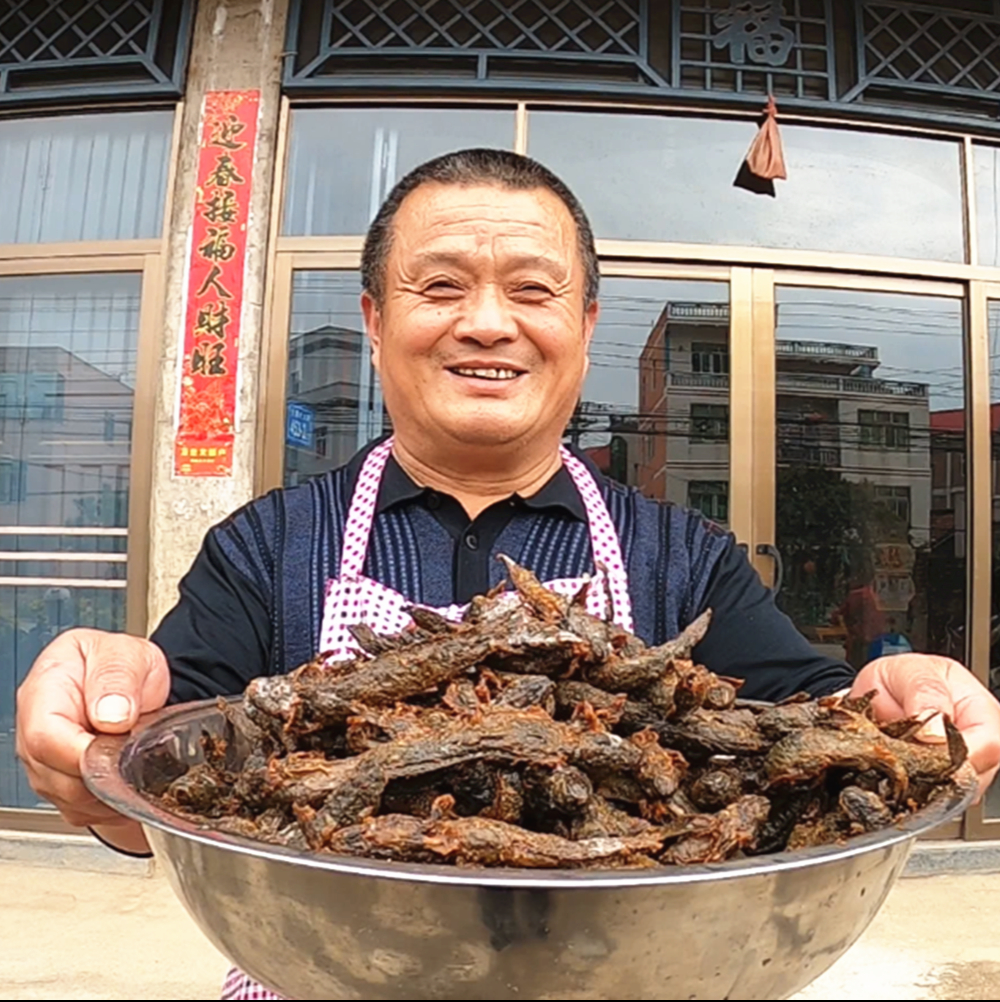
[{"xmin": 146, "ymin": 0, "xmax": 290, "ymax": 630}]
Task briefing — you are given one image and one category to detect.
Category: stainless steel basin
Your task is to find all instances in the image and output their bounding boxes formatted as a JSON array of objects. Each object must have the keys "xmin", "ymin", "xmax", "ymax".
[{"xmin": 82, "ymin": 698, "xmax": 976, "ymax": 1001}]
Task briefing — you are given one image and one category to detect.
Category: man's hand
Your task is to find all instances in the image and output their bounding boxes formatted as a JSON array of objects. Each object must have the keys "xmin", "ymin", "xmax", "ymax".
[
  {"xmin": 851, "ymin": 654, "xmax": 1000, "ymax": 800},
  {"xmin": 16, "ymin": 629, "xmax": 170, "ymax": 845}
]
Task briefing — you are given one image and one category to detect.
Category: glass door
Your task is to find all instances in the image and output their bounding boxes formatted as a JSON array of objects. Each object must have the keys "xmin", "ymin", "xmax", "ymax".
[
  {"xmin": 964, "ymin": 283, "xmax": 1000, "ymax": 837},
  {"xmin": 573, "ymin": 268, "xmax": 736, "ymax": 516},
  {"xmin": 753, "ymin": 274, "xmax": 969, "ymax": 837},
  {"xmin": 0, "ymin": 267, "xmax": 154, "ymax": 811},
  {"xmin": 759, "ymin": 277, "xmax": 969, "ymax": 665}
]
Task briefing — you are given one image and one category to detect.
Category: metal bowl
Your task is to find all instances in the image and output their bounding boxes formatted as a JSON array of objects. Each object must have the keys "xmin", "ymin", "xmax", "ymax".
[{"xmin": 83, "ymin": 698, "xmax": 976, "ymax": 1001}]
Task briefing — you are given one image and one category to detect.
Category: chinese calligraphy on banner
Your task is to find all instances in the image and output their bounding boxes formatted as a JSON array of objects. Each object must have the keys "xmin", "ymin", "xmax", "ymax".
[{"xmin": 174, "ymin": 90, "xmax": 260, "ymax": 477}]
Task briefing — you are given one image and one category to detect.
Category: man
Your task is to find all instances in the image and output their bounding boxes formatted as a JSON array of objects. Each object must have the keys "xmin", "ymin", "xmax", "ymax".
[{"xmin": 15, "ymin": 149, "xmax": 1000, "ymax": 998}]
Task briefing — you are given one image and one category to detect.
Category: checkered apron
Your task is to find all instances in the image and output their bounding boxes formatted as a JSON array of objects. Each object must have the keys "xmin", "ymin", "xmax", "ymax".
[{"xmin": 220, "ymin": 438, "xmax": 633, "ymax": 1000}]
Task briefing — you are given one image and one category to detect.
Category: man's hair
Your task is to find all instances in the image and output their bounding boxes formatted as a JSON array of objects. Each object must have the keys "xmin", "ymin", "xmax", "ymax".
[{"xmin": 360, "ymin": 147, "xmax": 600, "ymax": 307}]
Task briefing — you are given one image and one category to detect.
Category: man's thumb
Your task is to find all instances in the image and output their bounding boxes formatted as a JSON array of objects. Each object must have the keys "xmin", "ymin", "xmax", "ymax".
[
  {"xmin": 82, "ymin": 635, "xmax": 168, "ymax": 734},
  {"xmin": 896, "ymin": 662, "xmax": 955, "ymax": 744}
]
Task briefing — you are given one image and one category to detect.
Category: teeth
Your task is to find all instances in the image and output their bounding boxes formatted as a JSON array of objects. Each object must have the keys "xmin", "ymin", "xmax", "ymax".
[{"xmin": 453, "ymin": 368, "xmax": 519, "ymax": 380}]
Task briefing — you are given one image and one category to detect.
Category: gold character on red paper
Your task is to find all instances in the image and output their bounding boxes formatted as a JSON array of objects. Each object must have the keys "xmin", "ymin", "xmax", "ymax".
[
  {"xmin": 199, "ymin": 226, "xmax": 238, "ymax": 263},
  {"xmin": 196, "ymin": 264, "xmax": 234, "ymax": 300},
  {"xmin": 206, "ymin": 153, "xmax": 246, "ymax": 188},
  {"xmin": 209, "ymin": 113, "xmax": 248, "ymax": 151},
  {"xmin": 202, "ymin": 189, "xmax": 239, "ymax": 224},
  {"xmin": 195, "ymin": 302, "xmax": 232, "ymax": 342}
]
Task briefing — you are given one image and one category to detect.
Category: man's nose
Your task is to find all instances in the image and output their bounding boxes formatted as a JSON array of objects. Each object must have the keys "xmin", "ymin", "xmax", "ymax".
[{"xmin": 453, "ymin": 284, "xmax": 519, "ymax": 345}]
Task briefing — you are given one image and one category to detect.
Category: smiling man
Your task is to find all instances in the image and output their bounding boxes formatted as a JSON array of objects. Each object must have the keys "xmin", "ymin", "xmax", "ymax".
[{"xmin": 15, "ymin": 148, "xmax": 1000, "ymax": 1001}]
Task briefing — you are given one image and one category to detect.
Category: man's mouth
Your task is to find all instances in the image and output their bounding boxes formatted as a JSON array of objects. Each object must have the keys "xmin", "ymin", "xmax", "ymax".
[{"xmin": 449, "ymin": 367, "xmax": 523, "ymax": 381}]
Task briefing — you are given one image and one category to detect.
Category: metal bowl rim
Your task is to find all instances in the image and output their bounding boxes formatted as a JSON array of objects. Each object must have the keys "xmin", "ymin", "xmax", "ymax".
[{"xmin": 83, "ymin": 696, "xmax": 977, "ymax": 891}]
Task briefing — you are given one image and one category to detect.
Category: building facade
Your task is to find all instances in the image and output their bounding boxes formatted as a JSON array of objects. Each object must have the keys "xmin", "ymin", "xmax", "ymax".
[{"xmin": 4, "ymin": 0, "xmax": 1000, "ymax": 835}]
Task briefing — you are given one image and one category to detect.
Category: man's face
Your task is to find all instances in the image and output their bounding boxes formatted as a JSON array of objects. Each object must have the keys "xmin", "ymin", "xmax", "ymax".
[{"xmin": 362, "ymin": 182, "xmax": 599, "ymax": 456}]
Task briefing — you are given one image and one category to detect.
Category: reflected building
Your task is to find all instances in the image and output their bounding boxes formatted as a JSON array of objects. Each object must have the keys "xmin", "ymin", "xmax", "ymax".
[
  {"xmin": 637, "ymin": 303, "xmax": 932, "ymax": 541},
  {"xmin": 284, "ymin": 324, "xmax": 385, "ymax": 485},
  {"xmin": 0, "ymin": 345, "xmax": 133, "ymax": 527},
  {"xmin": 0, "ymin": 345, "xmax": 132, "ymax": 807},
  {"xmin": 637, "ymin": 303, "xmax": 732, "ymax": 520},
  {"xmin": 927, "ymin": 405, "xmax": 999, "ymax": 561},
  {"xmin": 568, "ymin": 402, "xmax": 642, "ymax": 487}
]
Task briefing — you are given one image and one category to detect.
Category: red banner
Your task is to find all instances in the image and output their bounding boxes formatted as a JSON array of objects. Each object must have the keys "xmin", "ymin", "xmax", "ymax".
[{"xmin": 174, "ymin": 90, "xmax": 261, "ymax": 477}]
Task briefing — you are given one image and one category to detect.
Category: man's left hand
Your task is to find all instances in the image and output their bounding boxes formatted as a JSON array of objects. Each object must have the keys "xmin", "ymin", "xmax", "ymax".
[{"xmin": 850, "ymin": 654, "xmax": 1000, "ymax": 801}]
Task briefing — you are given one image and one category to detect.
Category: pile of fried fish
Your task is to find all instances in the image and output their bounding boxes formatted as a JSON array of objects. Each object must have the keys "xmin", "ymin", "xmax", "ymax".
[{"xmin": 155, "ymin": 557, "xmax": 968, "ymax": 869}]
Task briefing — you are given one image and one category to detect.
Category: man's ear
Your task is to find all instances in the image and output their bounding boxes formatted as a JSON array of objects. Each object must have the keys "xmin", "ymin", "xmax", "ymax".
[
  {"xmin": 581, "ymin": 298, "xmax": 599, "ymax": 379},
  {"xmin": 583, "ymin": 299, "xmax": 599, "ymax": 348},
  {"xmin": 361, "ymin": 290, "xmax": 383, "ymax": 371}
]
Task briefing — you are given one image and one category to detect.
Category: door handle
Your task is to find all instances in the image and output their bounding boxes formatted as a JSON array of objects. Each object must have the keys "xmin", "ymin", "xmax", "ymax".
[{"xmin": 756, "ymin": 543, "xmax": 784, "ymax": 596}]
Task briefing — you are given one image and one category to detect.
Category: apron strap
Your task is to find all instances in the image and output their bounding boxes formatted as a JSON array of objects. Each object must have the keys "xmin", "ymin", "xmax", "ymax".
[
  {"xmin": 339, "ymin": 438, "xmax": 634, "ymax": 634},
  {"xmin": 559, "ymin": 446, "xmax": 635, "ymax": 634},
  {"xmin": 338, "ymin": 438, "xmax": 395, "ymax": 579}
]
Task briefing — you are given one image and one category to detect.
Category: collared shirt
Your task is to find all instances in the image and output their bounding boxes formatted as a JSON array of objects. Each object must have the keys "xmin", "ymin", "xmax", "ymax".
[
  {"xmin": 156, "ymin": 443, "xmax": 855, "ymax": 705},
  {"xmin": 377, "ymin": 455, "xmax": 585, "ymax": 603}
]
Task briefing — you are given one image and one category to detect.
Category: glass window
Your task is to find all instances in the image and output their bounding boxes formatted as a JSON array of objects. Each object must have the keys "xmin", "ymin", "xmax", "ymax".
[
  {"xmin": 282, "ymin": 107, "xmax": 517, "ymax": 236},
  {"xmin": 0, "ymin": 111, "xmax": 173, "ymax": 244},
  {"xmin": 575, "ymin": 277, "xmax": 731, "ymax": 517},
  {"xmin": 692, "ymin": 342, "xmax": 729, "ymax": 375},
  {"xmin": 985, "ymin": 300, "xmax": 1000, "ymax": 818},
  {"xmin": 0, "ymin": 583, "xmax": 126, "ymax": 809},
  {"xmin": 0, "ymin": 272, "xmax": 139, "ymax": 808},
  {"xmin": 0, "ymin": 274, "xmax": 139, "ymax": 528},
  {"xmin": 773, "ymin": 287, "xmax": 966, "ymax": 675},
  {"xmin": 688, "ymin": 481, "xmax": 729, "ymax": 524},
  {"xmin": 690, "ymin": 403, "xmax": 729, "ymax": 442},
  {"xmin": 858, "ymin": 410, "xmax": 911, "ymax": 450},
  {"xmin": 284, "ymin": 271, "xmax": 376, "ymax": 486},
  {"xmin": 965, "ymin": 144, "xmax": 1000, "ymax": 268},
  {"xmin": 873, "ymin": 485, "xmax": 912, "ymax": 527},
  {"xmin": 529, "ymin": 112, "xmax": 965, "ymax": 262}
]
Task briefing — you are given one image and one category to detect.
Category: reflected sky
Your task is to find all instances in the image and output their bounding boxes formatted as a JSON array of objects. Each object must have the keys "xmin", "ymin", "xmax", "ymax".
[
  {"xmin": 777, "ymin": 287, "xmax": 966, "ymax": 412},
  {"xmin": 284, "ymin": 108, "xmax": 517, "ymax": 236},
  {"xmin": 530, "ymin": 112, "xmax": 964, "ymax": 263}
]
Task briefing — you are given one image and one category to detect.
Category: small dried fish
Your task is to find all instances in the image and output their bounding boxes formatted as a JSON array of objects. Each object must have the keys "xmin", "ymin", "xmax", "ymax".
[{"xmin": 155, "ymin": 555, "xmax": 967, "ymax": 870}]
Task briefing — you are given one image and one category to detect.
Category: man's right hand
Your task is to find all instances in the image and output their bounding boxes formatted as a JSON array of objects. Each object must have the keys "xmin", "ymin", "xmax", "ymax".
[{"xmin": 16, "ymin": 629, "xmax": 170, "ymax": 848}]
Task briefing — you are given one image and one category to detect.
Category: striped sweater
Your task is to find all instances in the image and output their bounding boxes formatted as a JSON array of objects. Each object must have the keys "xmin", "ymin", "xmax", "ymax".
[{"xmin": 157, "ymin": 446, "xmax": 854, "ymax": 704}]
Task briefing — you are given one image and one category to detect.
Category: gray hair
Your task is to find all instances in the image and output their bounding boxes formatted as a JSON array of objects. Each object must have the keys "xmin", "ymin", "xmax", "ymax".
[{"xmin": 360, "ymin": 148, "xmax": 600, "ymax": 308}]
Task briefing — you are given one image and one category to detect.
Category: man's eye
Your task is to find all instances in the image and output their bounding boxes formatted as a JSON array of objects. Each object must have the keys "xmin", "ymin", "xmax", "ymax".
[
  {"xmin": 425, "ymin": 280, "xmax": 462, "ymax": 295},
  {"xmin": 515, "ymin": 284, "xmax": 552, "ymax": 298}
]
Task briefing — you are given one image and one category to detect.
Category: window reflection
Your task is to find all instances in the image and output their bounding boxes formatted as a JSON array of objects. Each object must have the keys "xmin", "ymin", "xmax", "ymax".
[
  {"xmin": 284, "ymin": 271, "xmax": 378, "ymax": 485},
  {"xmin": 0, "ymin": 273, "xmax": 139, "ymax": 809},
  {"xmin": 0, "ymin": 584, "xmax": 126, "ymax": 808},
  {"xmin": 975, "ymin": 145, "xmax": 1000, "ymax": 268},
  {"xmin": 984, "ymin": 302, "xmax": 1000, "ymax": 818},
  {"xmin": 529, "ymin": 111, "xmax": 965, "ymax": 262},
  {"xmin": 282, "ymin": 108, "xmax": 517, "ymax": 236},
  {"xmin": 572, "ymin": 278, "xmax": 731, "ymax": 522},
  {"xmin": 0, "ymin": 111, "xmax": 173, "ymax": 244},
  {"xmin": 773, "ymin": 288, "xmax": 966, "ymax": 671},
  {"xmin": 0, "ymin": 274, "xmax": 139, "ymax": 529}
]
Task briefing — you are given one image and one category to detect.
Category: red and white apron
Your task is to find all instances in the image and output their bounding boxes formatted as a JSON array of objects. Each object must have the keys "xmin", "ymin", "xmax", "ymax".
[{"xmin": 221, "ymin": 438, "xmax": 632, "ymax": 1000}]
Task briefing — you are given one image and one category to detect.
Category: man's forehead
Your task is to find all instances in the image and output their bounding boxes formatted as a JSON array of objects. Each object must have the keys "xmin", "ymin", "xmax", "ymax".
[
  {"xmin": 394, "ymin": 182, "xmax": 576, "ymax": 239},
  {"xmin": 386, "ymin": 183, "xmax": 579, "ymax": 281}
]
